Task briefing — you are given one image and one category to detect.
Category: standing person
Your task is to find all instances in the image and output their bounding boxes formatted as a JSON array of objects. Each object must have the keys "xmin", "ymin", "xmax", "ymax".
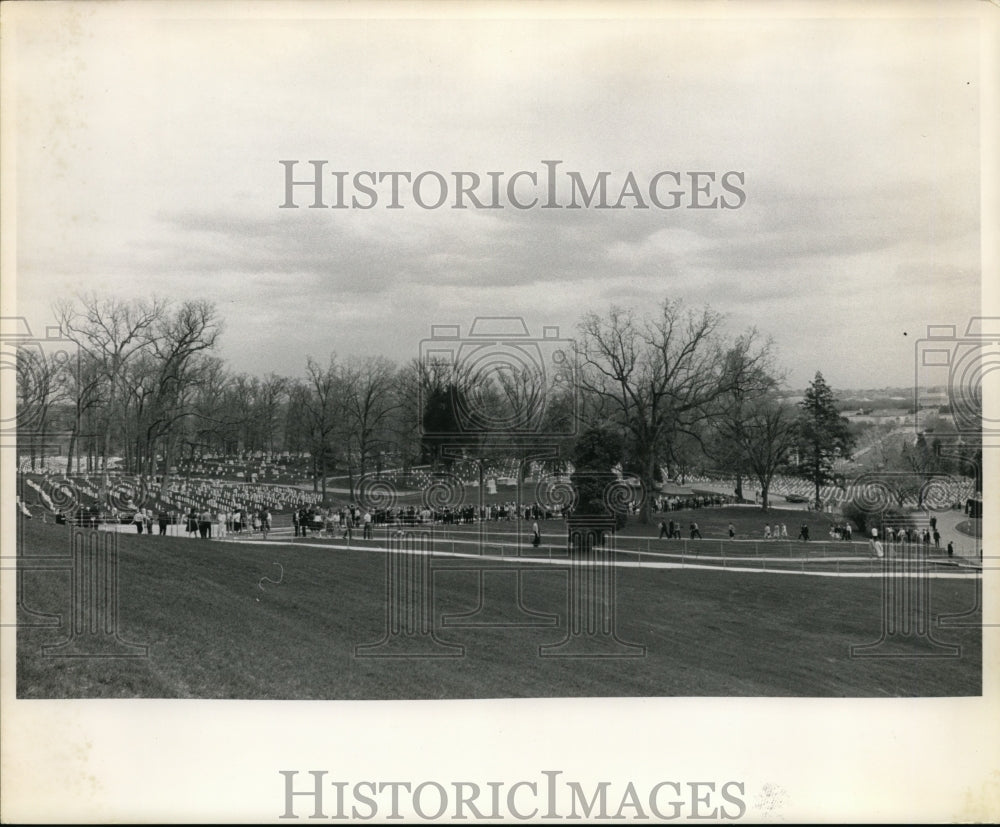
[
  {"xmin": 198, "ymin": 508, "xmax": 211, "ymax": 539},
  {"xmin": 158, "ymin": 508, "xmax": 169, "ymax": 536},
  {"xmin": 133, "ymin": 509, "xmax": 144, "ymax": 534},
  {"xmin": 947, "ymin": 541, "xmax": 954, "ymax": 558},
  {"xmin": 363, "ymin": 510, "xmax": 373, "ymax": 539},
  {"xmin": 870, "ymin": 536, "xmax": 884, "ymax": 559},
  {"xmin": 668, "ymin": 519, "xmax": 676, "ymax": 539},
  {"xmin": 144, "ymin": 508, "xmax": 153, "ymax": 535},
  {"xmin": 932, "ymin": 528, "xmax": 940, "ymax": 549},
  {"xmin": 292, "ymin": 508, "xmax": 300, "ymax": 538},
  {"xmin": 780, "ymin": 524, "xmax": 788, "ymax": 539},
  {"xmin": 764, "ymin": 524, "xmax": 772, "ymax": 540},
  {"xmin": 187, "ymin": 507, "xmax": 198, "ymax": 536},
  {"xmin": 798, "ymin": 523, "xmax": 810, "ymax": 541},
  {"xmin": 659, "ymin": 519, "xmax": 669, "ymax": 539},
  {"xmin": 728, "ymin": 523, "xmax": 735, "ymax": 539},
  {"xmin": 261, "ymin": 508, "xmax": 271, "ymax": 541},
  {"xmin": 531, "ymin": 520, "xmax": 541, "ymax": 548}
]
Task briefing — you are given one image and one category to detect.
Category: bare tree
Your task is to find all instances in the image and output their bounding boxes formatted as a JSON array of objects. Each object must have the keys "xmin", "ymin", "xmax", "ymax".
[
  {"xmin": 188, "ymin": 357, "xmax": 233, "ymax": 456},
  {"xmin": 15, "ymin": 347, "xmax": 71, "ymax": 471},
  {"xmin": 63, "ymin": 350, "xmax": 106, "ymax": 475},
  {"xmin": 300, "ymin": 354, "xmax": 343, "ymax": 500},
  {"xmin": 143, "ymin": 301, "xmax": 222, "ymax": 484},
  {"xmin": 340, "ymin": 355, "xmax": 400, "ymax": 497},
  {"xmin": 388, "ymin": 359, "xmax": 430, "ymax": 472},
  {"xmin": 255, "ymin": 373, "xmax": 289, "ymax": 456},
  {"xmin": 576, "ymin": 300, "xmax": 771, "ymax": 523},
  {"xmin": 733, "ymin": 396, "xmax": 798, "ymax": 510},
  {"xmin": 706, "ymin": 332, "xmax": 784, "ymax": 505},
  {"xmin": 54, "ymin": 294, "xmax": 166, "ymax": 488}
]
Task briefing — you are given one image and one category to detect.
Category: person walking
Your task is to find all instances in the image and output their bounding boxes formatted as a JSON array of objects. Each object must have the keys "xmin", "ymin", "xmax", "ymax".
[
  {"xmin": 531, "ymin": 520, "xmax": 541, "ymax": 548},
  {"xmin": 659, "ymin": 520, "xmax": 669, "ymax": 539},
  {"xmin": 728, "ymin": 523, "xmax": 735, "ymax": 539},
  {"xmin": 690, "ymin": 522, "xmax": 702, "ymax": 539}
]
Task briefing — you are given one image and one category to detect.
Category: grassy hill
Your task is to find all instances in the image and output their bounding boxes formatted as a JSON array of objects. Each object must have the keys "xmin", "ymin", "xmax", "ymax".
[{"xmin": 16, "ymin": 518, "xmax": 981, "ymax": 699}]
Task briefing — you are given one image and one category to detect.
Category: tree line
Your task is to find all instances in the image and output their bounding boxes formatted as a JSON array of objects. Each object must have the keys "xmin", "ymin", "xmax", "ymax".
[{"xmin": 19, "ymin": 292, "xmax": 944, "ymax": 523}]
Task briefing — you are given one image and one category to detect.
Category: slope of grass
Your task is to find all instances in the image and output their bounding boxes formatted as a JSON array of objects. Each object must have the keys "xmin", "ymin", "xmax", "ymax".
[{"xmin": 15, "ymin": 519, "xmax": 981, "ymax": 699}]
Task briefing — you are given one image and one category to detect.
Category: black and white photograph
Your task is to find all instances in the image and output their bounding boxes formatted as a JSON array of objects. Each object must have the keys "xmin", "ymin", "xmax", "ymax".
[{"xmin": 2, "ymin": 0, "xmax": 998, "ymax": 822}]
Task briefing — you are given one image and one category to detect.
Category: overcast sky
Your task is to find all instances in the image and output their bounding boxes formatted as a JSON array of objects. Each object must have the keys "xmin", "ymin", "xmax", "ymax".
[{"xmin": 9, "ymin": 5, "xmax": 985, "ymax": 389}]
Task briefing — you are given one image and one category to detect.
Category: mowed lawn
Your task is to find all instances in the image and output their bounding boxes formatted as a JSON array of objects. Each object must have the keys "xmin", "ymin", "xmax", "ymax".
[{"xmin": 15, "ymin": 518, "xmax": 981, "ymax": 699}]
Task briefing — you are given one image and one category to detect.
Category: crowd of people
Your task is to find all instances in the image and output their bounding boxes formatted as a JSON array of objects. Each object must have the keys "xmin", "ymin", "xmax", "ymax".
[
  {"xmin": 18, "ymin": 460, "xmax": 977, "ymax": 560},
  {"xmin": 653, "ymin": 493, "xmax": 736, "ymax": 511}
]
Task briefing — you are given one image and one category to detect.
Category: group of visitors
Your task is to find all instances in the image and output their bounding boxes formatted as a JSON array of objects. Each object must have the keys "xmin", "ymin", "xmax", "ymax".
[
  {"xmin": 657, "ymin": 519, "xmax": 703, "ymax": 539},
  {"xmin": 293, "ymin": 506, "xmax": 372, "ymax": 539}
]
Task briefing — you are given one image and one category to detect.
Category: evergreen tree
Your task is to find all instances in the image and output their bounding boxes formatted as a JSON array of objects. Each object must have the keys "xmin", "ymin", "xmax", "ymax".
[
  {"xmin": 795, "ymin": 372, "xmax": 853, "ymax": 509},
  {"xmin": 570, "ymin": 425, "xmax": 628, "ymax": 528}
]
